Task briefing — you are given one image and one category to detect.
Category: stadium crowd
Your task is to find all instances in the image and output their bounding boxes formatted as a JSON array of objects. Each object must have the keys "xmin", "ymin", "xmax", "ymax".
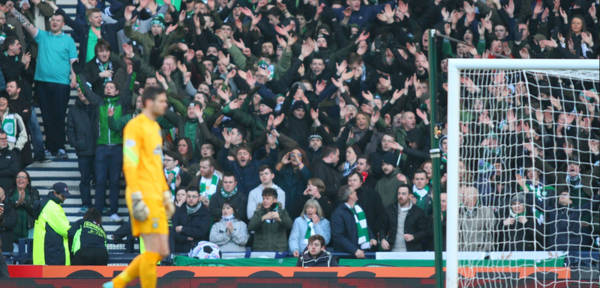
[{"xmin": 0, "ymin": 0, "xmax": 598, "ymax": 267}]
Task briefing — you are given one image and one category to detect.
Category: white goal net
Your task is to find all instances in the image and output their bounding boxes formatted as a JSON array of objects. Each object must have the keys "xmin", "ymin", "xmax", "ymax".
[{"xmin": 447, "ymin": 59, "xmax": 599, "ymax": 287}]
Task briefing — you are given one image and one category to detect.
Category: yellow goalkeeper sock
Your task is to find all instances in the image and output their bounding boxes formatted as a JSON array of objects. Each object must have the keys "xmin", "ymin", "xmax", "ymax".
[
  {"xmin": 112, "ymin": 254, "xmax": 143, "ymax": 288},
  {"xmin": 139, "ymin": 251, "xmax": 162, "ymax": 288}
]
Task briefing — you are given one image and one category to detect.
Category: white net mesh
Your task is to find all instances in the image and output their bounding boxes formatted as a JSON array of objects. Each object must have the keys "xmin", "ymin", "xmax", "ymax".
[{"xmin": 454, "ymin": 66, "xmax": 599, "ymax": 287}]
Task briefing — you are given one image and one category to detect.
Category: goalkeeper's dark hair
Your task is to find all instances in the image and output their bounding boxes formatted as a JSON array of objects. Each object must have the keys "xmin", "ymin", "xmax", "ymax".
[{"xmin": 142, "ymin": 86, "xmax": 166, "ymax": 107}]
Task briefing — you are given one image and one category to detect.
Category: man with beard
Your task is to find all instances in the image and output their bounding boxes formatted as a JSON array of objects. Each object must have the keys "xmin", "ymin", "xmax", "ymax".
[
  {"xmin": 195, "ymin": 157, "xmax": 221, "ymax": 202},
  {"xmin": 219, "ymin": 143, "xmax": 278, "ymax": 196},
  {"xmin": 381, "ymin": 184, "xmax": 429, "ymax": 252},
  {"xmin": 171, "ymin": 188, "xmax": 210, "ymax": 253}
]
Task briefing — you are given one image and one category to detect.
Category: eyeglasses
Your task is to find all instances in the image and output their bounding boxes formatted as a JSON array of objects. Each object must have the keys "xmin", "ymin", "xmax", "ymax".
[{"xmin": 16, "ymin": 176, "xmax": 28, "ymax": 179}]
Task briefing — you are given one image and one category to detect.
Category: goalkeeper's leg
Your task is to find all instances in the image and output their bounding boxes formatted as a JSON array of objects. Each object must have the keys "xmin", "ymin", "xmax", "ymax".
[
  {"xmin": 104, "ymin": 192, "xmax": 169, "ymax": 288},
  {"xmin": 138, "ymin": 234, "xmax": 170, "ymax": 288},
  {"xmin": 105, "ymin": 234, "xmax": 169, "ymax": 288}
]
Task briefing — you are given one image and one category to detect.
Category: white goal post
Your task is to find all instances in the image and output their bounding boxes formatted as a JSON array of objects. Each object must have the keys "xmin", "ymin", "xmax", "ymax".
[{"xmin": 447, "ymin": 59, "xmax": 599, "ymax": 287}]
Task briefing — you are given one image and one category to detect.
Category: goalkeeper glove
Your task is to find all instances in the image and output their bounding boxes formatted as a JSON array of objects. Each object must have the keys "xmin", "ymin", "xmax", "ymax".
[{"xmin": 131, "ymin": 191, "xmax": 149, "ymax": 221}]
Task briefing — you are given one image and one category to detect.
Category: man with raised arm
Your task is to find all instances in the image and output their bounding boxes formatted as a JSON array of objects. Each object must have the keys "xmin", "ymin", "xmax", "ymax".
[
  {"xmin": 104, "ymin": 87, "xmax": 174, "ymax": 288},
  {"xmin": 10, "ymin": 7, "xmax": 77, "ymax": 159}
]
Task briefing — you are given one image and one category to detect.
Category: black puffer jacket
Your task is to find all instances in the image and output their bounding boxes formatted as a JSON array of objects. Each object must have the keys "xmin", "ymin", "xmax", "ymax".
[
  {"xmin": 383, "ymin": 203, "xmax": 429, "ymax": 251},
  {"xmin": 67, "ymin": 97, "xmax": 98, "ymax": 157},
  {"xmin": 310, "ymin": 159, "xmax": 342, "ymax": 202},
  {"xmin": 0, "ymin": 147, "xmax": 19, "ymax": 191},
  {"xmin": 171, "ymin": 204, "xmax": 211, "ymax": 253}
]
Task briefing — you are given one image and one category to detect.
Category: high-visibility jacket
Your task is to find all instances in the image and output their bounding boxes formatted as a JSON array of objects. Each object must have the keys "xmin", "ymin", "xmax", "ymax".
[
  {"xmin": 33, "ymin": 198, "xmax": 71, "ymax": 265},
  {"xmin": 70, "ymin": 219, "xmax": 107, "ymax": 255}
]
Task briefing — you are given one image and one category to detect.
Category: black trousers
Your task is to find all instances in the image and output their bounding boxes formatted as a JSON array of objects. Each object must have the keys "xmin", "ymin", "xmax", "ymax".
[
  {"xmin": 0, "ymin": 254, "xmax": 7, "ymax": 278},
  {"xmin": 36, "ymin": 81, "xmax": 70, "ymax": 154},
  {"xmin": 71, "ymin": 247, "xmax": 109, "ymax": 265}
]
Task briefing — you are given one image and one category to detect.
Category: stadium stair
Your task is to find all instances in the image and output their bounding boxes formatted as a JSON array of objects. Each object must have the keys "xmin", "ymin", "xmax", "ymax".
[{"xmin": 16, "ymin": 0, "xmax": 138, "ymax": 265}]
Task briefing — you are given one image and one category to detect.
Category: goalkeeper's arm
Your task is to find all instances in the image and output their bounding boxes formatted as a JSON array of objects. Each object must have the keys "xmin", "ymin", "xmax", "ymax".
[{"xmin": 163, "ymin": 191, "xmax": 175, "ymax": 219}]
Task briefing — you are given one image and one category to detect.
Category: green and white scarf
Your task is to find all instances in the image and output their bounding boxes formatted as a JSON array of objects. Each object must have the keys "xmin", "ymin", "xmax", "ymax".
[
  {"xmin": 509, "ymin": 208, "xmax": 526, "ymax": 219},
  {"xmin": 413, "ymin": 185, "xmax": 430, "ymax": 200},
  {"xmin": 220, "ymin": 186, "xmax": 238, "ymax": 199},
  {"xmin": 525, "ymin": 182, "xmax": 553, "ymax": 225},
  {"xmin": 413, "ymin": 185, "xmax": 430, "ymax": 210},
  {"xmin": 165, "ymin": 166, "xmax": 180, "ymax": 195},
  {"xmin": 2, "ymin": 113, "xmax": 16, "ymax": 144},
  {"xmin": 96, "ymin": 58, "xmax": 113, "ymax": 84},
  {"xmin": 303, "ymin": 215, "xmax": 315, "ymax": 245},
  {"xmin": 199, "ymin": 174, "xmax": 219, "ymax": 200},
  {"xmin": 349, "ymin": 203, "xmax": 370, "ymax": 249}
]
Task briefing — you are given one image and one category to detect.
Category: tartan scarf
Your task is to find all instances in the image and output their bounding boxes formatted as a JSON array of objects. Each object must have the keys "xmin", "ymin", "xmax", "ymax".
[{"xmin": 348, "ymin": 203, "xmax": 370, "ymax": 249}]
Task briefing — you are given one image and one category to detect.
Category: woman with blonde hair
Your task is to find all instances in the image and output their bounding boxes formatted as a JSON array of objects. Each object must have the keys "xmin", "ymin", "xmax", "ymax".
[{"xmin": 288, "ymin": 199, "xmax": 331, "ymax": 257}]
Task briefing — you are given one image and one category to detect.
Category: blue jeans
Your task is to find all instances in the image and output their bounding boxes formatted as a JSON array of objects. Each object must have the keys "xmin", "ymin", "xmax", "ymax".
[
  {"xmin": 36, "ymin": 81, "xmax": 70, "ymax": 153},
  {"xmin": 94, "ymin": 145, "xmax": 123, "ymax": 214},
  {"xmin": 29, "ymin": 106, "xmax": 45, "ymax": 159},
  {"xmin": 77, "ymin": 155, "xmax": 95, "ymax": 207}
]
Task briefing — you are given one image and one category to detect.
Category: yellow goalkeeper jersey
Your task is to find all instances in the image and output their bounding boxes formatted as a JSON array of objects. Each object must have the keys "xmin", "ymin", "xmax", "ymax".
[{"xmin": 123, "ymin": 113, "xmax": 169, "ymax": 236}]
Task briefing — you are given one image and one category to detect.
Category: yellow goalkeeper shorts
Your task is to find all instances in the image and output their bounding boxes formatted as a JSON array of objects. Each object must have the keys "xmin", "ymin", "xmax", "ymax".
[{"xmin": 126, "ymin": 192, "xmax": 169, "ymax": 236}]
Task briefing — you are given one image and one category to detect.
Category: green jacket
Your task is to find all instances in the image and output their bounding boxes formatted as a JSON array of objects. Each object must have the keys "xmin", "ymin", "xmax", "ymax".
[
  {"xmin": 375, "ymin": 169, "xmax": 402, "ymax": 208},
  {"xmin": 248, "ymin": 203, "xmax": 292, "ymax": 252},
  {"xmin": 98, "ymin": 96, "xmax": 123, "ymax": 145},
  {"xmin": 222, "ymin": 100, "xmax": 267, "ymax": 141},
  {"xmin": 123, "ymin": 24, "xmax": 184, "ymax": 63},
  {"xmin": 33, "ymin": 198, "xmax": 71, "ymax": 265}
]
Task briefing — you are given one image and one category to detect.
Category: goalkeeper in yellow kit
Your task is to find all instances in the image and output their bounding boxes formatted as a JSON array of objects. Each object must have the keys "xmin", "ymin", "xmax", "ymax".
[{"xmin": 104, "ymin": 87, "xmax": 175, "ymax": 288}]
